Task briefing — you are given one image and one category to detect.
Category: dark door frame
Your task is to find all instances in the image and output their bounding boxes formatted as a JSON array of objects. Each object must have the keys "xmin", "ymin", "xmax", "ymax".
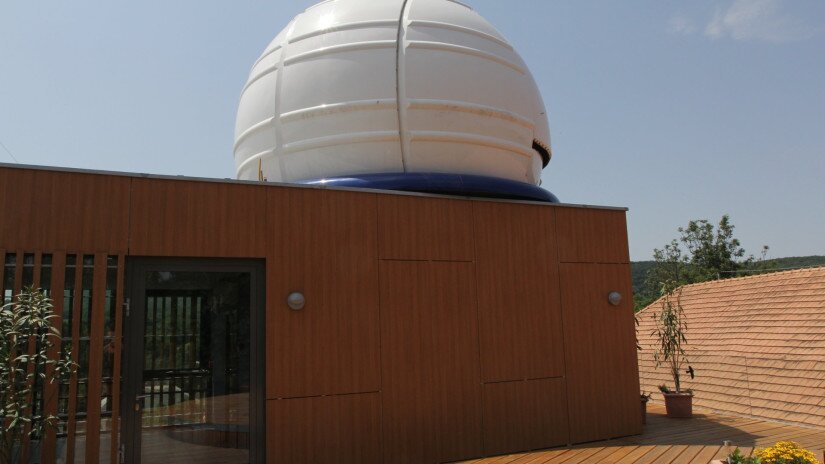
[{"xmin": 122, "ymin": 257, "xmax": 266, "ymax": 464}]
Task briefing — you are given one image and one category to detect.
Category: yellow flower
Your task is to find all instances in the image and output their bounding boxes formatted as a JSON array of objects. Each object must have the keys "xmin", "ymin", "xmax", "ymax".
[{"xmin": 754, "ymin": 441, "xmax": 821, "ymax": 464}]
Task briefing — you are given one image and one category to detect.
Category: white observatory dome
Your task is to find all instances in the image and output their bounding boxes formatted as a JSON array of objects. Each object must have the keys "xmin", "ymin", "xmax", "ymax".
[{"xmin": 234, "ymin": 0, "xmax": 551, "ymax": 186}]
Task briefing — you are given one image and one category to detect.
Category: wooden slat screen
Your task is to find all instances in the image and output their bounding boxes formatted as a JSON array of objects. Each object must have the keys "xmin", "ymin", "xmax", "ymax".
[{"xmin": 0, "ymin": 250, "xmax": 124, "ymax": 464}]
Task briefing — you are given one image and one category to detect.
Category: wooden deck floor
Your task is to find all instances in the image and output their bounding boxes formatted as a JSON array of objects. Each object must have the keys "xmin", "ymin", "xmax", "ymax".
[{"xmin": 460, "ymin": 404, "xmax": 825, "ymax": 464}]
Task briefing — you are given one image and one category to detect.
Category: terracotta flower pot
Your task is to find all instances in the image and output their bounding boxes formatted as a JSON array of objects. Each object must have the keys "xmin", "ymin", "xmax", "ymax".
[{"xmin": 662, "ymin": 392, "xmax": 693, "ymax": 418}]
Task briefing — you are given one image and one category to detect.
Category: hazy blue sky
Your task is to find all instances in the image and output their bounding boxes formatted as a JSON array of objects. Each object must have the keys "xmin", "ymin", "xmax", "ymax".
[{"xmin": 1, "ymin": 1, "xmax": 823, "ymax": 260}]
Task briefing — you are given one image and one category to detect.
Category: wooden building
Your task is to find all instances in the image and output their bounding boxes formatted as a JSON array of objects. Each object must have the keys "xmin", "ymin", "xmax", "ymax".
[{"xmin": 0, "ymin": 163, "xmax": 640, "ymax": 463}]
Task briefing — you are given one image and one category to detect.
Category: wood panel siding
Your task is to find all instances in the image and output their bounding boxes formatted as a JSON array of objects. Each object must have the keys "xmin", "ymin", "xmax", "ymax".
[
  {"xmin": 560, "ymin": 263, "xmax": 641, "ymax": 444},
  {"xmin": 129, "ymin": 178, "xmax": 268, "ymax": 257},
  {"xmin": 266, "ymin": 393, "xmax": 382, "ymax": 464},
  {"xmin": 0, "ymin": 165, "xmax": 639, "ymax": 463},
  {"xmin": 0, "ymin": 169, "xmax": 130, "ymax": 253},
  {"xmin": 377, "ymin": 195, "xmax": 474, "ymax": 261},
  {"xmin": 481, "ymin": 378, "xmax": 569, "ymax": 456},
  {"xmin": 555, "ymin": 208, "xmax": 630, "ymax": 264},
  {"xmin": 266, "ymin": 188, "xmax": 380, "ymax": 399},
  {"xmin": 379, "ymin": 260, "xmax": 483, "ymax": 464},
  {"xmin": 473, "ymin": 202, "xmax": 565, "ymax": 382}
]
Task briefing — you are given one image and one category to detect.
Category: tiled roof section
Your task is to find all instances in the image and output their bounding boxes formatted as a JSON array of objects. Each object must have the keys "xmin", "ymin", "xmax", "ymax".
[{"xmin": 637, "ymin": 267, "xmax": 825, "ymax": 428}]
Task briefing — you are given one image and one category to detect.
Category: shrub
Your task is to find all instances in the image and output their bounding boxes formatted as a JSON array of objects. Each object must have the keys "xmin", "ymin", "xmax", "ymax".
[
  {"xmin": 0, "ymin": 287, "xmax": 76, "ymax": 462},
  {"xmin": 727, "ymin": 442, "xmax": 822, "ymax": 464},
  {"xmin": 754, "ymin": 441, "xmax": 821, "ymax": 464}
]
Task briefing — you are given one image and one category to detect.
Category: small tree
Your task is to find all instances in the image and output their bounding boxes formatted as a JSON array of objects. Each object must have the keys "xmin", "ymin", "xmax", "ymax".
[
  {"xmin": 0, "ymin": 287, "xmax": 76, "ymax": 463},
  {"xmin": 652, "ymin": 278, "xmax": 689, "ymax": 393},
  {"xmin": 634, "ymin": 215, "xmax": 770, "ymax": 311},
  {"xmin": 679, "ymin": 215, "xmax": 748, "ymax": 282}
]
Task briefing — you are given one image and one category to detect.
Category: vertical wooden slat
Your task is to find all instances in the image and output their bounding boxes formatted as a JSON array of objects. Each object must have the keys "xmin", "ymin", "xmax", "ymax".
[
  {"xmin": 21, "ymin": 252, "xmax": 42, "ymax": 463},
  {"xmin": 32, "ymin": 252, "xmax": 42, "ymax": 287},
  {"xmin": 160, "ymin": 297, "xmax": 167, "ymax": 422},
  {"xmin": 13, "ymin": 251, "xmax": 23, "ymax": 299},
  {"xmin": 41, "ymin": 252, "xmax": 66, "ymax": 464},
  {"xmin": 66, "ymin": 255, "xmax": 84, "ymax": 464},
  {"xmin": 0, "ymin": 249, "xmax": 5, "ymax": 295},
  {"xmin": 11, "ymin": 252, "xmax": 23, "ymax": 450},
  {"xmin": 0, "ymin": 249, "xmax": 5, "ymax": 301},
  {"xmin": 109, "ymin": 255, "xmax": 125, "ymax": 464},
  {"xmin": 170, "ymin": 296, "xmax": 178, "ymax": 409},
  {"xmin": 85, "ymin": 252, "xmax": 108, "ymax": 463}
]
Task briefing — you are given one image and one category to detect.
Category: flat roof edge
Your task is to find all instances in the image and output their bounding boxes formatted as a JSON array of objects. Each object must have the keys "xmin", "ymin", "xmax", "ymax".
[{"xmin": 0, "ymin": 162, "xmax": 629, "ymax": 212}]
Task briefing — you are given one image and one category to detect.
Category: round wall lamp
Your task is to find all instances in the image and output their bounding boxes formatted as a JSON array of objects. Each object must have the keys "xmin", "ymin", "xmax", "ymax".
[
  {"xmin": 608, "ymin": 291, "xmax": 622, "ymax": 306},
  {"xmin": 287, "ymin": 292, "xmax": 305, "ymax": 311}
]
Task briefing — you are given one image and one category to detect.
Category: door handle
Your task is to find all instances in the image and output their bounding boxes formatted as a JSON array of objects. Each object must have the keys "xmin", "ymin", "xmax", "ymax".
[{"xmin": 134, "ymin": 395, "xmax": 150, "ymax": 412}]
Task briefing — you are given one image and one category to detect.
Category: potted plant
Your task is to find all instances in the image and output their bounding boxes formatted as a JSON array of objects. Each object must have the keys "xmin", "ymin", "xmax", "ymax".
[{"xmin": 652, "ymin": 282, "xmax": 694, "ymax": 418}]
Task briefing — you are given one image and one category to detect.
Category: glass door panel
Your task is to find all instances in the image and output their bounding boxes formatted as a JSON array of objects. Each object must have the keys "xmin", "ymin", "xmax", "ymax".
[{"xmin": 126, "ymin": 261, "xmax": 261, "ymax": 464}]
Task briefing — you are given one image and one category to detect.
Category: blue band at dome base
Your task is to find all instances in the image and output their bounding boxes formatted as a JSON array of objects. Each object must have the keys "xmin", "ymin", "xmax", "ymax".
[{"xmin": 298, "ymin": 172, "xmax": 559, "ymax": 203}]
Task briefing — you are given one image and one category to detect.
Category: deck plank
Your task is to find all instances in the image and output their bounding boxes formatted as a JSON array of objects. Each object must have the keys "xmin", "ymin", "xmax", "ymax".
[
  {"xmin": 599, "ymin": 445, "xmax": 642, "ymax": 463},
  {"xmin": 462, "ymin": 404, "xmax": 825, "ymax": 464},
  {"xmin": 686, "ymin": 446, "xmax": 721, "ymax": 464},
  {"xmin": 668, "ymin": 445, "xmax": 704, "ymax": 464}
]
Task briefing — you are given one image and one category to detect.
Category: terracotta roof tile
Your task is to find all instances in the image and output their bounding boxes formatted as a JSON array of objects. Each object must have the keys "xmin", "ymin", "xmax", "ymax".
[{"xmin": 637, "ymin": 266, "xmax": 825, "ymax": 429}]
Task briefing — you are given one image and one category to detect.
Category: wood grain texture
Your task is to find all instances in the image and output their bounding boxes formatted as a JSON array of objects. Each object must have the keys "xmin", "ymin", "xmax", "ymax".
[
  {"xmin": 85, "ymin": 253, "xmax": 108, "ymax": 463},
  {"xmin": 0, "ymin": 168, "xmax": 130, "ymax": 253},
  {"xmin": 266, "ymin": 188, "xmax": 380, "ymax": 399},
  {"xmin": 21, "ymin": 252, "xmax": 42, "ymax": 463},
  {"xmin": 377, "ymin": 195, "xmax": 474, "ymax": 261},
  {"xmin": 13, "ymin": 251, "xmax": 23, "ymax": 295},
  {"xmin": 0, "ymin": 249, "xmax": 4, "ymax": 287},
  {"xmin": 65, "ymin": 255, "xmax": 84, "ymax": 464},
  {"xmin": 0, "ymin": 166, "xmax": 645, "ymax": 462},
  {"xmin": 380, "ymin": 260, "xmax": 483, "ymax": 464},
  {"xmin": 42, "ymin": 253, "xmax": 65, "ymax": 464},
  {"xmin": 466, "ymin": 404, "xmax": 825, "ymax": 464},
  {"xmin": 109, "ymin": 255, "xmax": 125, "ymax": 464},
  {"xmin": 560, "ymin": 263, "xmax": 641, "ymax": 444},
  {"xmin": 473, "ymin": 202, "xmax": 565, "ymax": 382},
  {"xmin": 129, "ymin": 177, "xmax": 267, "ymax": 257},
  {"xmin": 482, "ymin": 378, "xmax": 569, "ymax": 456},
  {"xmin": 555, "ymin": 208, "xmax": 630, "ymax": 264},
  {"xmin": 266, "ymin": 393, "xmax": 382, "ymax": 464}
]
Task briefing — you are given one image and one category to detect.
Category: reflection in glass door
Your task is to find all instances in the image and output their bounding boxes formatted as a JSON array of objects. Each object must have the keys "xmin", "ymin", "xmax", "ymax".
[{"xmin": 125, "ymin": 260, "xmax": 263, "ymax": 464}]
